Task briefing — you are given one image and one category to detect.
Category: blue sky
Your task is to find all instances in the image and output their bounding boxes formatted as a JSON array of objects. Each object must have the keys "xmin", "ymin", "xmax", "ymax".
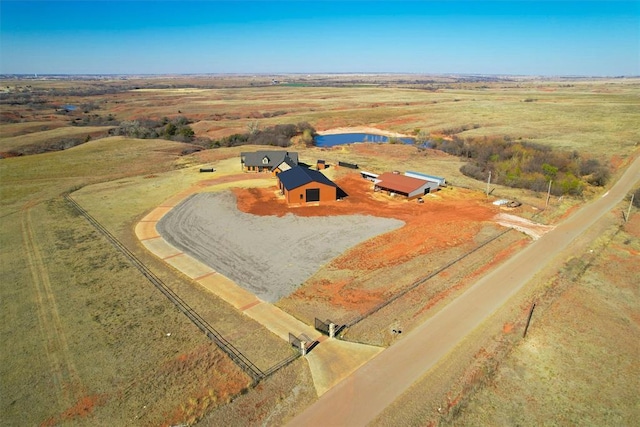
[{"xmin": 1, "ymin": 1, "xmax": 638, "ymax": 76}]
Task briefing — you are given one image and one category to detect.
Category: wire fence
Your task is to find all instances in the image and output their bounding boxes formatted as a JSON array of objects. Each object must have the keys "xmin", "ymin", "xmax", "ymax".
[
  {"xmin": 65, "ymin": 194, "xmax": 299, "ymax": 383},
  {"xmin": 66, "ymin": 193, "xmax": 514, "ymax": 382},
  {"xmin": 344, "ymin": 228, "xmax": 514, "ymax": 329}
]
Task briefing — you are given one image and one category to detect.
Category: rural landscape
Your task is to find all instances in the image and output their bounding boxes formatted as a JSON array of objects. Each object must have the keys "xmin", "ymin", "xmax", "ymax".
[{"xmin": 1, "ymin": 72, "xmax": 638, "ymax": 426}]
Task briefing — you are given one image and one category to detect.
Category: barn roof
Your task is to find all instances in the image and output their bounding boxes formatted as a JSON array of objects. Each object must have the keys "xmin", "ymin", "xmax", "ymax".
[
  {"xmin": 278, "ymin": 166, "xmax": 338, "ymax": 191},
  {"xmin": 375, "ymin": 172, "xmax": 428, "ymax": 193},
  {"xmin": 405, "ymin": 170, "xmax": 446, "ymax": 183}
]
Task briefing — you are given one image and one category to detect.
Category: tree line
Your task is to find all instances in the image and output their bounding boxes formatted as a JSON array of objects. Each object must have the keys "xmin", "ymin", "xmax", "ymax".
[
  {"xmin": 427, "ymin": 136, "xmax": 610, "ymax": 196},
  {"xmin": 109, "ymin": 116, "xmax": 195, "ymax": 142},
  {"xmin": 209, "ymin": 122, "xmax": 316, "ymax": 148}
]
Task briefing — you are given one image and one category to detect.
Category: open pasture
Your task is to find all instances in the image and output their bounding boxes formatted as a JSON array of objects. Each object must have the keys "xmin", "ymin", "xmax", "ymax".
[
  {"xmin": 118, "ymin": 81, "xmax": 640, "ymax": 160},
  {"xmin": 4, "ymin": 76, "xmax": 639, "ymax": 161},
  {"xmin": 0, "ymin": 125, "xmax": 113, "ymax": 154}
]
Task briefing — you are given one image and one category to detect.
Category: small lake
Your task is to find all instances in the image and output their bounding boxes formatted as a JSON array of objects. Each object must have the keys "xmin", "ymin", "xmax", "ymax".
[{"xmin": 315, "ymin": 133, "xmax": 415, "ymax": 147}]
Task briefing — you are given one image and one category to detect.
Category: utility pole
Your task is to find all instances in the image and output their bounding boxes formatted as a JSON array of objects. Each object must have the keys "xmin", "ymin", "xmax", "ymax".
[
  {"xmin": 545, "ymin": 180, "xmax": 552, "ymax": 209},
  {"xmin": 486, "ymin": 171, "xmax": 491, "ymax": 196},
  {"xmin": 625, "ymin": 193, "xmax": 635, "ymax": 222},
  {"xmin": 523, "ymin": 302, "xmax": 536, "ymax": 338}
]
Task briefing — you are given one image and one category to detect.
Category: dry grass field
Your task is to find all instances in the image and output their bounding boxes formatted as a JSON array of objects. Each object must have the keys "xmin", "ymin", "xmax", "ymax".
[
  {"xmin": 452, "ymin": 216, "xmax": 639, "ymax": 426},
  {"xmin": 1, "ymin": 75, "xmax": 638, "ymax": 426},
  {"xmin": 0, "ymin": 125, "xmax": 113, "ymax": 154}
]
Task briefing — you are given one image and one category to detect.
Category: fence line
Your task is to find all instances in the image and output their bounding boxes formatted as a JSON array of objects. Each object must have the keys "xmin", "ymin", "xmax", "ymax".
[
  {"xmin": 344, "ymin": 228, "xmax": 513, "ymax": 329},
  {"xmin": 65, "ymin": 194, "xmax": 299, "ymax": 382}
]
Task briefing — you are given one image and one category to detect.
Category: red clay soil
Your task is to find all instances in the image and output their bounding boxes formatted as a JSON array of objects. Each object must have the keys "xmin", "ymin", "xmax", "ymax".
[
  {"xmin": 160, "ymin": 345, "xmax": 250, "ymax": 427},
  {"xmin": 41, "ymin": 394, "xmax": 106, "ymax": 426},
  {"xmin": 233, "ymin": 172, "xmax": 500, "ymax": 313},
  {"xmin": 624, "ymin": 212, "xmax": 640, "ymax": 238}
]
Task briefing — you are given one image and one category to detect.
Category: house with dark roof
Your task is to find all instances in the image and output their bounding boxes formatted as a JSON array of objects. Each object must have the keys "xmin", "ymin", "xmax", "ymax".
[
  {"xmin": 272, "ymin": 156, "xmax": 298, "ymax": 175},
  {"xmin": 277, "ymin": 166, "xmax": 341, "ymax": 204},
  {"xmin": 374, "ymin": 172, "xmax": 435, "ymax": 199},
  {"xmin": 240, "ymin": 150, "xmax": 299, "ymax": 173}
]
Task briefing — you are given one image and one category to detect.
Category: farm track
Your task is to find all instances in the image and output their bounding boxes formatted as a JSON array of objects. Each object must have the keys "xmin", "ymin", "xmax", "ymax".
[
  {"xmin": 64, "ymin": 194, "xmax": 299, "ymax": 383},
  {"xmin": 20, "ymin": 203, "xmax": 82, "ymax": 409}
]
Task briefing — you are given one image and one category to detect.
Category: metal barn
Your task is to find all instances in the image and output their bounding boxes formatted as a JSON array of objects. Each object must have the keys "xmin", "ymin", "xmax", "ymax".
[
  {"xmin": 374, "ymin": 172, "xmax": 434, "ymax": 199},
  {"xmin": 277, "ymin": 166, "xmax": 339, "ymax": 204}
]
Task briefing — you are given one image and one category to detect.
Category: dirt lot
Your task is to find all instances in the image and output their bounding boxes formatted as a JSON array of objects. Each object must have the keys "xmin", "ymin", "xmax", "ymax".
[
  {"xmin": 230, "ymin": 172, "xmax": 514, "ymax": 330},
  {"xmin": 157, "ymin": 191, "xmax": 404, "ymax": 302}
]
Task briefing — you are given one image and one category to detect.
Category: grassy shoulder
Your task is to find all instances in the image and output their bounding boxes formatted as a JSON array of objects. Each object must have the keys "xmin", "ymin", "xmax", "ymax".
[{"xmin": 446, "ymin": 212, "xmax": 639, "ymax": 426}]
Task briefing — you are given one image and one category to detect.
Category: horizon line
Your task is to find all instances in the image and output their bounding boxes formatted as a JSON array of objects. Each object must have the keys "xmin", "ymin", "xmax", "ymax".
[{"xmin": 2, "ymin": 72, "xmax": 638, "ymax": 79}]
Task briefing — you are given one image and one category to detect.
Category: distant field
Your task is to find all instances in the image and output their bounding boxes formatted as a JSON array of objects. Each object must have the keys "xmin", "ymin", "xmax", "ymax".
[
  {"xmin": 0, "ymin": 120, "xmax": 68, "ymax": 138},
  {"xmin": 0, "ymin": 136, "xmax": 191, "ymax": 209},
  {"xmin": 114, "ymin": 81, "xmax": 640, "ymax": 159},
  {"xmin": 4, "ymin": 76, "xmax": 638, "ymax": 161},
  {"xmin": 0, "ymin": 125, "xmax": 113, "ymax": 153}
]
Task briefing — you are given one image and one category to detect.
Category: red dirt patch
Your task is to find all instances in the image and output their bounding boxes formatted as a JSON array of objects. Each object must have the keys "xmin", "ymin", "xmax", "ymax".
[
  {"xmin": 41, "ymin": 394, "xmax": 106, "ymax": 426},
  {"xmin": 160, "ymin": 345, "xmax": 250, "ymax": 427},
  {"xmin": 290, "ymin": 279, "xmax": 386, "ymax": 314},
  {"xmin": 466, "ymin": 239, "xmax": 529, "ymax": 281},
  {"xmin": 623, "ymin": 212, "xmax": 640, "ymax": 238},
  {"xmin": 234, "ymin": 173, "xmax": 500, "ymax": 312},
  {"xmin": 503, "ymin": 322, "xmax": 514, "ymax": 334}
]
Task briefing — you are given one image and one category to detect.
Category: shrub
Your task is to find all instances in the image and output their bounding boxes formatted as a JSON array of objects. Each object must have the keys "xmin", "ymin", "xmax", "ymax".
[
  {"xmin": 210, "ymin": 122, "xmax": 316, "ymax": 148},
  {"xmin": 109, "ymin": 116, "xmax": 194, "ymax": 142},
  {"xmin": 452, "ymin": 135, "xmax": 610, "ymax": 196}
]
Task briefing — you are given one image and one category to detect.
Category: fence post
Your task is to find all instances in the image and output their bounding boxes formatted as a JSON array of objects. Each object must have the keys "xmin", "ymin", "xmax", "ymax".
[{"xmin": 329, "ymin": 323, "xmax": 336, "ymax": 338}]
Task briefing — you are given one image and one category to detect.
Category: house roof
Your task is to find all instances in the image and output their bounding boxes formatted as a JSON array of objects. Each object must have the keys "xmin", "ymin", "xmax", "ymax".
[
  {"xmin": 241, "ymin": 151, "xmax": 298, "ymax": 169},
  {"xmin": 278, "ymin": 166, "xmax": 338, "ymax": 191},
  {"xmin": 375, "ymin": 172, "xmax": 429, "ymax": 194},
  {"xmin": 276, "ymin": 156, "xmax": 298, "ymax": 169}
]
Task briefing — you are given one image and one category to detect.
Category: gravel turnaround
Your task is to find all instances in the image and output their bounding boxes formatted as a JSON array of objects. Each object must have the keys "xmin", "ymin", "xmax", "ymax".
[{"xmin": 157, "ymin": 191, "xmax": 405, "ymax": 302}]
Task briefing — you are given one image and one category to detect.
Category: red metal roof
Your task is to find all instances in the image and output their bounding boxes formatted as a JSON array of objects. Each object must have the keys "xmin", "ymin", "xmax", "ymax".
[{"xmin": 375, "ymin": 172, "xmax": 427, "ymax": 194}]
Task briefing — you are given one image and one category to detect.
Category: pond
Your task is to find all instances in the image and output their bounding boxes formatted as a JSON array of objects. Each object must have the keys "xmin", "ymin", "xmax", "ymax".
[{"xmin": 315, "ymin": 133, "xmax": 415, "ymax": 147}]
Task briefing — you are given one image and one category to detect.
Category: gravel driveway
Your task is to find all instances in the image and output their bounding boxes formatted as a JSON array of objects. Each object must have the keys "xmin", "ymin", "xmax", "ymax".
[{"xmin": 157, "ymin": 191, "xmax": 404, "ymax": 302}]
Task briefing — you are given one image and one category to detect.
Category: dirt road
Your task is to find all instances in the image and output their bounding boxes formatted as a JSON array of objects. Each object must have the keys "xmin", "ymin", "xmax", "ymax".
[{"xmin": 288, "ymin": 155, "xmax": 640, "ymax": 426}]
